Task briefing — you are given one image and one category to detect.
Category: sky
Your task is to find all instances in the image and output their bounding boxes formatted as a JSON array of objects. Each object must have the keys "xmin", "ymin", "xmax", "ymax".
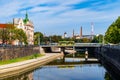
[{"xmin": 0, "ymin": 0, "xmax": 120, "ymax": 37}]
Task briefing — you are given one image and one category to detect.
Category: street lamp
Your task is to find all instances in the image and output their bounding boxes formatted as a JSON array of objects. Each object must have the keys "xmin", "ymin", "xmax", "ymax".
[
  {"xmin": 38, "ymin": 35, "xmax": 40, "ymax": 46},
  {"xmin": 102, "ymin": 35, "xmax": 104, "ymax": 45},
  {"xmin": 50, "ymin": 37, "xmax": 51, "ymax": 45}
]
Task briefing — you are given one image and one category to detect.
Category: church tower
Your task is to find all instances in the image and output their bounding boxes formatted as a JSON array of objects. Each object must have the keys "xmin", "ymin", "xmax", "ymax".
[{"xmin": 24, "ymin": 11, "xmax": 29, "ymax": 24}]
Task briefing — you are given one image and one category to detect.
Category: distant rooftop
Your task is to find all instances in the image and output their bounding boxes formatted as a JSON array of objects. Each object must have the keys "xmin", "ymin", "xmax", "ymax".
[
  {"xmin": 0, "ymin": 24, "xmax": 14, "ymax": 29},
  {"xmin": 0, "ymin": 24, "xmax": 7, "ymax": 28}
]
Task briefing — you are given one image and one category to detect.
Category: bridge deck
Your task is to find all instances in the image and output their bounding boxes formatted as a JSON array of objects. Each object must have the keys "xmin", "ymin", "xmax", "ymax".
[{"xmin": 40, "ymin": 43, "xmax": 102, "ymax": 48}]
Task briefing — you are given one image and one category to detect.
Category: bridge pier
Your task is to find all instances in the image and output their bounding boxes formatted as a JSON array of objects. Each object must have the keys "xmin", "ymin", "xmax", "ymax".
[
  {"xmin": 85, "ymin": 49, "xmax": 88, "ymax": 61},
  {"xmin": 60, "ymin": 47, "xmax": 65, "ymax": 54},
  {"xmin": 39, "ymin": 47, "xmax": 45, "ymax": 54}
]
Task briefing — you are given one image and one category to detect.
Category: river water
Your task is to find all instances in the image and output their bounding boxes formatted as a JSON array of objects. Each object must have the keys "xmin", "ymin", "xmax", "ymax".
[{"xmin": 2, "ymin": 57, "xmax": 113, "ymax": 80}]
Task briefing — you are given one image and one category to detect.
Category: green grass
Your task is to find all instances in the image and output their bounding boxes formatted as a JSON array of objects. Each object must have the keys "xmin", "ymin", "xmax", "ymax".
[{"xmin": 0, "ymin": 53, "xmax": 44, "ymax": 65}]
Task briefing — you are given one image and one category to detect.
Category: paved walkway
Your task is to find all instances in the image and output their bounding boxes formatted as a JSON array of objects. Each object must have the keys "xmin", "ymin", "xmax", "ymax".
[{"xmin": 0, "ymin": 53, "xmax": 63, "ymax": 79}]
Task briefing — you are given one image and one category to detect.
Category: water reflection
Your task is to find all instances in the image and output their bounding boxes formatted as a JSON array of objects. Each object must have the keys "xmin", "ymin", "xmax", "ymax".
[
  {"xmin": 34, "ymin": 64, "xmax": 107, "ymax": 80},
  {"xmin": 1, "ymin": 58, "xmax": 113, "ymax": 80},
  {"xmin": 2, "ymin": 71, "xmax": 33, "ymax": 80},
  {"xmin": 104, "ymin": 72, "xmax": 112, "ymax": 80}
]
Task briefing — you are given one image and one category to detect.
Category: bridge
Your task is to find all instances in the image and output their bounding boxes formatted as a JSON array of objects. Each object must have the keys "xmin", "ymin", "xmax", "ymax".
[
  {"xmin": 40, "ymin": 43, "xmax": 102, "ymax": 54},
  {"xmin": 40, "ymin": 43, "xmax": 120, "ymax": 79},
  {"xmin": 40, "ymin": 43, "xmax": 102, "ymax": 47}
]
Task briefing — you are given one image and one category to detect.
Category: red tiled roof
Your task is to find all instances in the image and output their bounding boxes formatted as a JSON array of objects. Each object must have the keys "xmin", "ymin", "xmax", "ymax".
[
  {"xmin": 0, "ymin": 24, "xmax": 7, "ymax": 28},
  {"xmin": 0, "ymin": 24, "xmax": 14, "ymax": 29}
]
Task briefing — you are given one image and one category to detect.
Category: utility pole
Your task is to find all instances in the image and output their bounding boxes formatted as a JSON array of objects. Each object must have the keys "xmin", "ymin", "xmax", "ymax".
[
  {"xmin": 102, "ymin": 35, "xmax": 104, "ymax": 45},
  {"xmin": 91, "ymin": 22, "xmax": 94, "ymax": 40},
  {"xmin": 50, "ymin": 37, "xmax": 51, "ymax": 45}
]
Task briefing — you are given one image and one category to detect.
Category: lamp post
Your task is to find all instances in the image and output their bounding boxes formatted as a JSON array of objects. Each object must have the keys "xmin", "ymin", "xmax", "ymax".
[
  {"xmin": 38, "ymin": 35, "xmax": 40, "ymax": 46},
  {"xmin": 85, "ymin": 48, "xmax": 88, "ymax": 61},
  {"xmin": 50, "ymin": 37, "xmax": 51, "ymax": 45},
  {"xmin": 102, "ymin": 35, "xmax": 104, "ymax": 45}
]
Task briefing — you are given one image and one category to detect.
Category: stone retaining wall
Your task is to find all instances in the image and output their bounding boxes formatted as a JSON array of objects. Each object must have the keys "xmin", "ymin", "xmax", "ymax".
[
  {"xmin": 0, "ymin": 53, "xmax": 63, "ymax": 79},
  {"xmin": 0, "ymin": 46, "xmax": 40, "ymax": 60},
  {"xmin": 95, "ymin": 45, "xmax": 120, "ymax": 73}
]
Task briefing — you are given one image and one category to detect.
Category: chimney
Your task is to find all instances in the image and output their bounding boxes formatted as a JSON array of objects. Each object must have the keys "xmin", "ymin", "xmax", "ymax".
[
  {"xmin": 73, "ymin": 29, "xmax": 74, "ymax": 38},
  {"xmin": 80, "ymin": 26, "xmax": 82, "ymax": 37}
]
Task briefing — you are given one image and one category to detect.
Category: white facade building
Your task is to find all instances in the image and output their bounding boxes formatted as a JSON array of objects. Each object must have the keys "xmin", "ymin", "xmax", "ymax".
[{"xmin": 13, "ymin": 12, "xmax": 34, "ymax": 45}]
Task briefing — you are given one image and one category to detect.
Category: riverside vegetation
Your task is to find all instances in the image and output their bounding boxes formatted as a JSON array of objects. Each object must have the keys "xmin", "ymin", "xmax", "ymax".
[{"xmin": 0, "ymin": 53, "xmax": 44, "ymax": 65}]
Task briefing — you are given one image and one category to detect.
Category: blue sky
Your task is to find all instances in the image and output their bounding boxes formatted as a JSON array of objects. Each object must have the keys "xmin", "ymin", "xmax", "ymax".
[{"xmin": 0, "ymin": 0, "xmax": 120, "ymax": 36}]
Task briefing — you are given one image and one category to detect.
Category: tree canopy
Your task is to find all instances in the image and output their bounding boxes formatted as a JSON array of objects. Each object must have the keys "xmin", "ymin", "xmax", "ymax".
[
  {"xmin": 15, "ymin": 28, "xmax": 28, "ymax": 45},
  {"xmin": 34, "ymin": 32, "xmax": 43, "ymax": 45},
  {"xmin": 105, "ymin": 17, "xmax": 120, "ymax": 44},
  {"xmin": 0, "ymin": 24, "xmax": 28, "ymax": 45},
  {"xmin": 91, "ymin": 34, "xmax": 103, "ymax": 43}
]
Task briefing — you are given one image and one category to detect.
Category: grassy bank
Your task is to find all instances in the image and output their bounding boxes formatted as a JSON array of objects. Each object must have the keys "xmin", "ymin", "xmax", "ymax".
[{"xmin": 0, "ymin": 53, "xmax": 44, "ymax": 65}]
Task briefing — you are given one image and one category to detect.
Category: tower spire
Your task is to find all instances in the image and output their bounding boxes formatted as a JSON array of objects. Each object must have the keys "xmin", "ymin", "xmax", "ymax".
[
  {"xmin": 26, "ymin": 11, "xmax": 28, "ymax": 20},
  {"xmin": 24, "ymin": 11, "xmax": 29, "ymax": 23}
]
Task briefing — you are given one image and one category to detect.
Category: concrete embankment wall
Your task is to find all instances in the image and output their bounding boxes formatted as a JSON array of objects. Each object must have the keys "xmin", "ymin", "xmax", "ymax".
[
  {"xmin": 0, "ymin": 46, "xmax": 40, "ymax": 60},
  {"xmin": 0, "ymin": 53, "xmax": 64, "ymax": 79},
  {"xmin": 96, "ymin": 45, "xmax": 120, "ymax": 79}
]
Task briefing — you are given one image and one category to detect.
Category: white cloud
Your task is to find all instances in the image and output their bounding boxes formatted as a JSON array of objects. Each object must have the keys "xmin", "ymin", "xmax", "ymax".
[
  {"xmin": 0, "ymin": 0, "xmax": 120, "ymax": 35},
  {"xmin": 61, "ymin": 0, "xmax": 86, "ymax": 6},
  {"xmin": 0, "ymin": 1, "xmax": 21, "ymax": 17},
  {"xmin": 29, "ymin": 7, "xmax": 49, "ymax": 13}
]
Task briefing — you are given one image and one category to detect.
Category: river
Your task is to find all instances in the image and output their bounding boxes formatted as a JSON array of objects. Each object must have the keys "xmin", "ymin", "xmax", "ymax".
[{"xmin": 2, "ymin": 57, "xmax": 113, "ymax": 80}]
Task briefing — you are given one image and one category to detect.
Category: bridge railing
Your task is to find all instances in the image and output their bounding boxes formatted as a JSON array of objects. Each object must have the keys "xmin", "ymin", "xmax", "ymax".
[
  {"xmin": 104, "ymin": 44, "xmax": 120, "ymax": 49},
  {"xmin": 40, "ymin": 43, "xmax": 102, "ymax": 47},
  {"xmin": 75, "ymin": 43, "xmax": 102, "ymax": 47}
]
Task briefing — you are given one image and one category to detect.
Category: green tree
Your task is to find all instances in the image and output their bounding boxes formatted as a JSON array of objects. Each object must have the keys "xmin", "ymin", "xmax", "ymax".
[
  {"xmin": 7, "ymin": 24, "xmax": 16, "ymax": 44},
  {"xmin": 0, "ymin": 28, "xmax": 8, "ymax": 44},
  {"xmin": 0, "ymin": 24, "xmax": 27, "ymax": 45},
  {"xmin": 91, "ymin": 34, "xmax": 103, "ymax": 43},
  {"xmin": 82, "ymin": 38, "xmax": 90, "ymax": 43},
  {"xmin": 43, "ymin": 36, "xmax": 49, "ymax": 44},
  {"xmin": 50, "ymin": 35, "xmax": 62, "ymax": 42},
  {"xmin": 0, "ymin": 24, "xmax": 15, "ymax": 44},
  {"xmin": 91, "ymin": 36, "xmax": 99, "ymax": 43},
  {"xmin": 15, "ymin": 28, "xmax": 28, "ymax": 45},
  {"xmin": 98, "ymin": 34, "xmax": 104, "ymax": 43},
  {"xmin": 104, "ymin": 72, "xmax": 112, "ymax": 80},
  {"xmin": 105, "ymin": 17, "xmax": 120, "ymax": 44},
  {"xmin": 34, "ymin": 32, "xmax": 43, "ymax": 45}
]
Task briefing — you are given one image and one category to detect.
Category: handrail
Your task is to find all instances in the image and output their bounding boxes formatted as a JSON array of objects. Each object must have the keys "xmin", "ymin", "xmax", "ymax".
[{"xmin": 40, "ymin": 43, "xmax": 102, "ymax": 47}]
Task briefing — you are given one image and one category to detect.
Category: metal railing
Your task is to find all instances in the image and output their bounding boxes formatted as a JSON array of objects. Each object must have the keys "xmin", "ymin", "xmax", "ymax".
[
  {"xmin": 0, "ymin": 43, "xmax": 103, "ymax": 47},
  {"xmin": 75, "ymin": 43, "xmax": 102, "ymax": 47},
  {"xmin": 104, "ymin": 44, "xmax": 120, "ymax": 49},
  {"xmin": 40, "ymin": 43, "xmax": 103, "ymax": 47}
]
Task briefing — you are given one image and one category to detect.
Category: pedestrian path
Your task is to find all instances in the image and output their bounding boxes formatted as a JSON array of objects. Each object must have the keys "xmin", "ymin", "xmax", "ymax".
[{"xmin": 0, "ymin": 53, "xmax": 63, "ymax": 79}]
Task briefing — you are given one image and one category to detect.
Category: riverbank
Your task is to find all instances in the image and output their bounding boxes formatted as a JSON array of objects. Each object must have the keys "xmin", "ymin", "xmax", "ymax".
[
  {"xmin": 0, "ymin": 53, "xmax": 63, "ymax": 79},
  {"xmin": 0, "ymin": 53, "xmax": 43, "ymax": 65}
]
